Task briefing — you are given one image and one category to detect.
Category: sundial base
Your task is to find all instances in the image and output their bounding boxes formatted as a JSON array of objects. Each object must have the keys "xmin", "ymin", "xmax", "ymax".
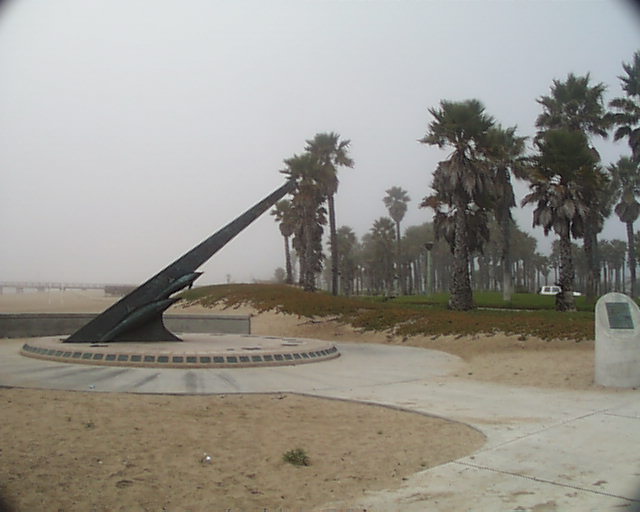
[{"xmin": 21, "ymin": 334, "xmax": 339, "ymax": 369}]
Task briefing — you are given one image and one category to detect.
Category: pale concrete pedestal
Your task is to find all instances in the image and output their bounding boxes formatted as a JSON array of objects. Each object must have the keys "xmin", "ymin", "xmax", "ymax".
[{"xmin": 595, "ymin": 292, "xmax": 640, "ymax": 388}]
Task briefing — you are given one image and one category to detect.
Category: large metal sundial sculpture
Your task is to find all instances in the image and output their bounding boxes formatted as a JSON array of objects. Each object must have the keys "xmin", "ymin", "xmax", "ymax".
[{"xmin": 66, "ymin": 180, "xmax": 295, "ymax": 343}]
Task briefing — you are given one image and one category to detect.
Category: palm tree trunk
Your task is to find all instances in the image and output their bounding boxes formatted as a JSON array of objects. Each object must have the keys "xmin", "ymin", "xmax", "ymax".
[
  {"xmin": 501, "ymin": 215, "xmax": 513, "ymax": 301},
  {"xmin": 328, "ymin": 194, "xmax": 339, "ymax": 296},
  {"xmin": 303, "ymin": 220, "xmax": 316, "ymax": 291},
  {"xmin": 295, "ymin": 228, "xmax": 305, "ymax": 287},
  {"xmin": 593, "ymin": 236, "xmax": 601, "ymax": 296},
  {"xmin": 583, "ymin": 216, "xmax": 600, "ymax": 301},
  {"xmin": 297, "ymin": 220, "xmax": 311, "ymax": 290},
  {"xmin": 557, "ymin": 231, "xmax": 576, "ymax": 312},
  {"xmin": 449, "ymin": 205, "xmax": 474, "ymax": 310},
  {"xmin": 284, "ymin": 235, "xmax": 292, "ymax": 284},
  {"xmin": 627, "ymin": 221, "xmax": 637, "ymax": 297},
  {"xmin": 609, "ymin": 265, "xmax": 613, "ymax": 292},
  {"xmin": 583, "ymin": 228, "xmax": 595, "ymax": 301},
  {"xmin": 298, "ymin": 251, "xmax": 304, "ymax": 287},
  {"xmin": 395, "ymin": 220, "xmax": 404, "ymax": 295}
]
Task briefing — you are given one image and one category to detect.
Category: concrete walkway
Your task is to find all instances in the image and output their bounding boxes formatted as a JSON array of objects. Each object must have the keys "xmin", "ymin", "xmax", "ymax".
[{"xmin": 1, "ymin": 339, "xmax": 639, "ymax": 511}]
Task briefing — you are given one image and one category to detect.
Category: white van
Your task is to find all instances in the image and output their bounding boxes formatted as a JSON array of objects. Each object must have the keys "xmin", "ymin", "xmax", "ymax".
[{"xmin": 538, "ymin": 285, "xmax": 582, "ymax": 296}]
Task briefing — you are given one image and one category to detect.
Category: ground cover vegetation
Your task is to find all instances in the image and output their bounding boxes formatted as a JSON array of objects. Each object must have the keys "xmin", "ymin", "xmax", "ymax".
[
  {"xmin": 182, "ymin": 284, "xmax": 594, "ymax": 341},
  {"xmin": 270, "ymin": 54, "xmax": 640, "ymax": 312}
]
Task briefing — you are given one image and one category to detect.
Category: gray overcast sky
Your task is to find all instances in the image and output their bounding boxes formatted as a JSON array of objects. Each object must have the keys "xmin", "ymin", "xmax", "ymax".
[{"xmin": 1, "ymin": 0, "xmax": 639, "ymax": 285}]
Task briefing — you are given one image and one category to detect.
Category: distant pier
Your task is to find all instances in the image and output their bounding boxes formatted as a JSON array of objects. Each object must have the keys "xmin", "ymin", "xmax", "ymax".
[{"xmin": 0, "ymin": 281, "xmax": 135, "ymax": 296}]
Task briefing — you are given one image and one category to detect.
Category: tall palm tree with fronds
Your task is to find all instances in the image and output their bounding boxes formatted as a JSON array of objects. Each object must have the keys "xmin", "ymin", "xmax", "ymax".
[
  {"xmin": 599, "ymin": 239, "xmax": 613, "ymax": 292},
  {"xmin": 609, "ymin": 239, "xmax": 629, "ymax": 292},
  {"xmin": 271, "ymin": 199, "xmax": 296, "ymax": 284},
  {"xmin": 610, "ymin": 51, "xmax": 640, "ymax": 162},
  {"xmin": 609, "ymin": 156, "xmax": 640, "ymax": 297},
  {"xmin": 522, "ymin": 129, "xmax": 597, "ymax": 311},
  {"xmin": 536, "ymin": 73, "xmax": 610, "ymax": 138},
  {"xmin": 305, "ymin": 132, "xmax": 354, "ymax": 296},
  {"xmin": 335, "ymin": 225, "xmax": 358, "ymax": 295},
  {"xmin": 484, "ymin": 125, "xmax": 527, "ymax": 300},
  {"xmin": 586, "ymin": 169, "xmax": 617, "ymax": 296},
  {"xmin": 383, "ymin": 186, "xmax": 411, "ymax": 294},
  {"xmin": 370, "ymin": 217, "xmax": 397, "ymax": 295},
  {"xmin": 420, "ymin": 99, "xmax": 495, "ymax": 310},
  {"xmin": 535, "ymin": 72, "xmax": 611, "ymax": 301},
  {"xmin": 280, "ymin": 153, "xmax": 326, "ymax": 292}
]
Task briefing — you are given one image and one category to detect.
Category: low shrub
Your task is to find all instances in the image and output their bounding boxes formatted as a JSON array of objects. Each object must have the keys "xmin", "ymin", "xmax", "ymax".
[{"xmin": 283, "ymin": 448, "xmax": 310, "ymax": 466}]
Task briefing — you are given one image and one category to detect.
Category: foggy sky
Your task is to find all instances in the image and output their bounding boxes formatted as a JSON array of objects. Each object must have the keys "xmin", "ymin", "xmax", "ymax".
[{"xmin": 1, "ymin": 0, "xmax": 639, "ymax": 286}]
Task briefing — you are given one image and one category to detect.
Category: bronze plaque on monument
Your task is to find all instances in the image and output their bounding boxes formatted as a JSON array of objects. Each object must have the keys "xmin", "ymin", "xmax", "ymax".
[{"xmin": 605, "ymin": 302, "xmax": 634, "ymax": 330}]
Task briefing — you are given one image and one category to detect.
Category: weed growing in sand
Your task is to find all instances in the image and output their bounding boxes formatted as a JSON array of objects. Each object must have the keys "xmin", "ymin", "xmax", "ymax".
[{"xmin": 283, "ymin": 448, "xmax": 310, "ymax": 466}]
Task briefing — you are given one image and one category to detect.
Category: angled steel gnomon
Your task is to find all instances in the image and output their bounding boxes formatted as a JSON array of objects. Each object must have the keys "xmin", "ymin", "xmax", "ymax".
[{"xmin": 65, "ymin": 180, "xmax": 295, "ymax": 343}]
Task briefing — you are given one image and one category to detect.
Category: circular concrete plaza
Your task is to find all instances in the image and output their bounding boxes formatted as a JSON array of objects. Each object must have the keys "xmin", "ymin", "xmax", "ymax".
[{"xmin": 20, "ymin": 333, "xmax": 339, "ymax": 369}]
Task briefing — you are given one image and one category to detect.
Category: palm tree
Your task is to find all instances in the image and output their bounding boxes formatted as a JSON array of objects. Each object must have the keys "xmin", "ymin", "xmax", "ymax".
[
  {"xmin": 402, "ymin": 222, "xmax": 434, "ymax": 294},
  {"xmin": 609, "ymin": 51, "xmax": 640, "ymax": 162},
  {"xmin": 536, "ymin": 73, "xmax": 610, "ymax": 138},
  {"xmin": 609, "ymin": 239, "xmax": 628, "ymax": 291},
  {"xmin": 383, "ymin": 186, "xmax": 411, "ymax": 294},
  {"xmin": 270, "ymin": 199, "xmax": 296, "ymax": 284},
  {"xmin": 522, "ymin": 129, "xmax": 597, "ymax": 311},
  {"xmin": 609, "ymin": 156, "xmax": 640, "ymax": 297},
  {"xmin": 532, "ymin": 253, "xmax": 551, "ymax": 290},
  {"xmin": 358, "ymin": 232, "xmax": 376, "ymax": 294},
  {"xmin": 280, "ymin": 153, "xmax": 326, "ymax": 292},
  {"xmin": 580, "ymin": 167, "xmax": 615, "ymax": 299},
  {"xmin": 335, "ymin": 226, "xmax": 358, "ymax": 295},
  {"xmin": 420, "ymin": 99, "xmax": 495, "ymax": 310},
  {"xmin": 484, "ymin": 125, "xmax": 527, "ymax": 300},
  {"xmin": 369, "ymin": 217, "xmax": 397, "ymax": 295},
  {"xmin": 305, "ymin": 132, "xmax": 354, "ymax": 296},
  {"xmin": 599, "ymin": 239, "xmax": 613, "ymax": 292},
  {"xmin": 535, "ymin": 72, "xmax": 611, "ymax": 301},
  {"xmin": 550, "ymin": 239, "xmax": 561, "ymax": 284},
  {"xmin": 510, "ymin": 227, "xmax": 538, "ymax": 291}
]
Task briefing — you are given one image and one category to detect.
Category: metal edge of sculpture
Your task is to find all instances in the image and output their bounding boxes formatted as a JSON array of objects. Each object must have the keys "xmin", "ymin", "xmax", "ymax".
[{"xmin": 65, "ymin": 180, "xmax": 295, "ymax": 343}]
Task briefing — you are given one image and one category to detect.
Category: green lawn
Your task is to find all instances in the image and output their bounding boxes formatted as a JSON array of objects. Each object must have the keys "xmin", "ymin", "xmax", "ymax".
[
  {"xmin": 379, "ymin": 291, "xmax": 594, "ymax": 312},
  {"xmin": 181, "ymin": 284, "xmax": 596, "ymax": 341}
]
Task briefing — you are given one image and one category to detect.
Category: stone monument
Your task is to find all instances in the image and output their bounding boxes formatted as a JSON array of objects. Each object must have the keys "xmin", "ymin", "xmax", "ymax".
[{"xmin": 595, "ymin": 292, "xmax": 640, "ymax": 388}]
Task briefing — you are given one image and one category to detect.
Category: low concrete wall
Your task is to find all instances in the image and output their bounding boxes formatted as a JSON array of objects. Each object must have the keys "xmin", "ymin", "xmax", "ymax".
[
  {"xmin": 0, "ymin": 313, "xmax": 250, "ymax": 338},
  {"xmin": 165, "ymin": 314, "xmax": 250, "ymax": 336}
]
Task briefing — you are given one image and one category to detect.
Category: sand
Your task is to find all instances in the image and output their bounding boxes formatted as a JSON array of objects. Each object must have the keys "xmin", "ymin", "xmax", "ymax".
[
  {"xmin": 0, "ymin": 389, "xmax": 484, "ymax": 512},
  {"xmin": 0, "ymin": 290, "xmax": 598, "ymax": 511}
]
